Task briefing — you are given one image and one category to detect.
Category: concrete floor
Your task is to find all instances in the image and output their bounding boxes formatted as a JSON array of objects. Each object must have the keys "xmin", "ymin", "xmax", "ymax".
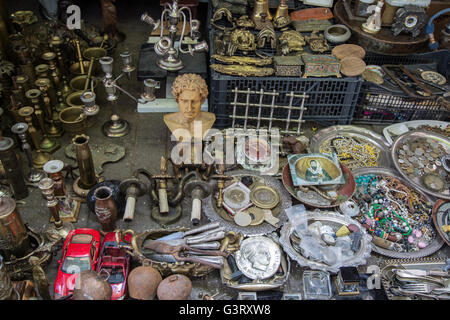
[{"xmin": 4, "ymin": 0, "xmax": 449, "ymax": 300}]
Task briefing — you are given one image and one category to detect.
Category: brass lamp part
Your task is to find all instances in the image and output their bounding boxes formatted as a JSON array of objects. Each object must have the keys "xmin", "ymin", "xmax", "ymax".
[{"xmin": 152, "ymin": 156, "xmax": 176, "ymax": 215}]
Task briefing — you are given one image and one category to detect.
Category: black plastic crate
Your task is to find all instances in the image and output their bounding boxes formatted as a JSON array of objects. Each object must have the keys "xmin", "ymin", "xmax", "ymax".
[
  {"xmin": 353, "ymin": 85, "xmax": 450, "ymax": 125},
  {"xmin": 210, "ymin": 71, "xmax": 363, "ymax": 128},
  {"xmin": 353, "ymin": 51, "xmax": 450, "ymax": 124}
]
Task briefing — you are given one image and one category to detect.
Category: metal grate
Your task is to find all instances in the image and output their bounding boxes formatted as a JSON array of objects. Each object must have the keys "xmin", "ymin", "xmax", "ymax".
[{"xmin": 229, "ymin": 87, "xmax": 308, "ymax": 133}]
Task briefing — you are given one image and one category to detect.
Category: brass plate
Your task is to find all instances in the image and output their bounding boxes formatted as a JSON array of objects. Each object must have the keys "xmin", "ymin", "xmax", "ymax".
[
  {"xmin": 420, "ymin": 71, "xmax": 446, "ymax": 85},
  {"xmin": 250, "ymin": 185, "xmax": 280, "ymax": 209},
  {"xmin": 332, "ymin": 44, "xmax": 365, "ymax": 60}
]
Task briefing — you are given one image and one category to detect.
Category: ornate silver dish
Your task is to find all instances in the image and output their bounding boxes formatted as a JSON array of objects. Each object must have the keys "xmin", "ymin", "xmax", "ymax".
[
  {"xmin": 391, "ymin": 131, "xmax": 450, "ymax": 200},
  {"xmin": 203, "ymin": 170, "xmax": 291, "ymax": 236},
  {"xmin": 310, "ymin": 125, "xmax": 391, "ymax": 170},
  {"xmin": 383, "ymin": 120, "xmax": 449, "ymax": 146},
  {"xmin": 352, "ymin": 167, "xmax": 445, "ymax": 259},
  {"xmin": 279, "ymin": 211, "xmax": 372, "ymax": 274}
]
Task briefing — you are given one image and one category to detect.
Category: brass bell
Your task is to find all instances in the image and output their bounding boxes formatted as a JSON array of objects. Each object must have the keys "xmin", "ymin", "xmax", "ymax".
[{"xmin": 252, "ymin": 0, "xmax": 272, "ymax": 23}]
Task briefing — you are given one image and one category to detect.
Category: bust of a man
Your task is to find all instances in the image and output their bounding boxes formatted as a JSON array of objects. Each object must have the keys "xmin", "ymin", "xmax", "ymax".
[{"xmin": 164, "ymin": 73, "xmax": 215, "ymax": 140}]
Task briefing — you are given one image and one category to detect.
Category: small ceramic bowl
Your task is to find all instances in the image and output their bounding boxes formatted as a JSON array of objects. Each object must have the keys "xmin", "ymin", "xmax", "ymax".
[{"xmin": 324, "ymin": 24, "xmax": 351, "ymax": 44}]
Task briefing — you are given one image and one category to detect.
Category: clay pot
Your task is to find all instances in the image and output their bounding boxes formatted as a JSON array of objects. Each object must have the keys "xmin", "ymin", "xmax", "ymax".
[
  {"xmin": 128, "ymin": 265, "xmax": 162, "ymax": 300},
  {"xmin": 157, "ymin": 274, "xmax": 192, "ymax": 300}
]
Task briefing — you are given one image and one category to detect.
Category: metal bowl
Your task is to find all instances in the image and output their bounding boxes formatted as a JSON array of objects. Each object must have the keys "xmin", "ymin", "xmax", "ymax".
[
  {"xmin": 309, "ymin": 125, "xmax": 391, "ymax": 170},
  {"xmin": 279, "ymin": 211, "xmax": 372, "ymax": 274},
  {"xmin": 391, "ymin": 130, "xmax": 450, "ymax": 200},
  {"xmin": 352, "ymin": 166, "xmax": 445, "ymax": 258},
  {"xmin": 202, "ymin": 170, "xmax": 291, "ymax": 236}
]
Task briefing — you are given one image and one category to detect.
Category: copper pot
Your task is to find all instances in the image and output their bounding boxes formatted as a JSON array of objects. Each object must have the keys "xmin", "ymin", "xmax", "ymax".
[{"xmin": 72, "ymin": 270, "xmax": 112, "ymax": 300}]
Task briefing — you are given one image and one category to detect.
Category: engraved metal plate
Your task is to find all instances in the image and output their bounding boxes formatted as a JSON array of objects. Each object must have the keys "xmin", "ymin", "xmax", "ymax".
[
  {"xmin": 235, "ymin": 236, "xmax": 281, "ymax": 280},
  {"xmin": 250, "ymin": 185, "xmax": 279, "ymax": 209}
]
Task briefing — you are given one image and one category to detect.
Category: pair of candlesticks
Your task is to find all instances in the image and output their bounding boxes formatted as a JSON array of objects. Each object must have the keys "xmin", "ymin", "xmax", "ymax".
[{"xmin": 80, "ymin": 52, "xmax": 161, "ymax": 138}]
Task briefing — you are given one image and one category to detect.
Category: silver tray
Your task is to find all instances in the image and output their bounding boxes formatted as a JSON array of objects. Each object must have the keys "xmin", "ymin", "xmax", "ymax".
[
  {"xmin": 309, "ymin": 125, "xmax": 391, "ymax": 170},
  {"xmin": 220, "ymin": 234, "xmax": 291, "ymax": 292},
  {"xmin": 391, "ymin": 130, "xmax": 450, "ymax": 200},
  {"xmin": 279, "ymin": 211, "xmax": 372, "ymax": 274},
  {"xmin": 203, "ymin": 170, "xmax": 291, "ymax": 236},
  {"xmin": 383, "ymin": 120, "xmax": 449, "ymax": 146},
  {"xmin": 352, "ymin": 166, "xmax": 445, "ymax": 259}
]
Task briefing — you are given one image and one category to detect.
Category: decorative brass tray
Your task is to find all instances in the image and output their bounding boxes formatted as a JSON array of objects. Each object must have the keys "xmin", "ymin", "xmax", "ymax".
[{"xmin": 211, "ymin": 64, "xmax": 275, "ymax": 77}]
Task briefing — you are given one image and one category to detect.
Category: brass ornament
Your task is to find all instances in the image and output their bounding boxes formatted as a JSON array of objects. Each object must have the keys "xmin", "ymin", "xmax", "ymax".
[
  {"xmin": 235, "ymin": 15, "xmax": 255, "ymax": 29},
  {"xmin": 211, "ymin": 7, "xmax": 236, "ymax": 31},
  {"xmin": 230, "ymin": 29, "xmax": 256, "ymax": 53},
  {"xmin": 305, "ymin": 31, "xmax": 330, "ymax": 53},
  {"xmin": 211, "ymin": 64, "xmax": 274, "ymax": 77},
  {"xmin": 212, "ymin": 54, "xmax": 272, "ymax": 66},
  {"xmin": 279, "ymin": 30, "xmax": 306, "ymax": 52},
  {"xmin": 256, "ymin": 26, "xmax": 277, "ymax": 49}
]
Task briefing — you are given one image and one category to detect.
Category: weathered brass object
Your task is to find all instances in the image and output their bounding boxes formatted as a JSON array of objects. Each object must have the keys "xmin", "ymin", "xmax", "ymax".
[
  {"xmin": 58, "ymin": 107, "xmax": 87, "ymax": 137},
  {"xmin": 211, "ymin": 64, "xmax": 274, "ymax": 77},
  {"xmin": 252, "ymin": 0, "xmax": 273, "ymax": 29},
  {"xmin": 274, "ymin": 15, "xmax": 291, "ymax": 29},
  {"xmin": 231, "ymin": 29, "xmax": 256, "ymax": 53},
  {"xmin": 257, "ymin": 27, "xmax": 277, "ymax": 49},
  {"xmin": 305, "ymin": 31, "xmax": 330, "ymax": 53},
  {"xmin": 211, "ymin": 7, "xmax": 236, "ymax": 31},
  {"xmin": 235, "ymin": 15, "xmax": 255, "ymax": 29},
  {"xmin": 212, "ymin": 54, "xmax": 273, "ymax": 66},
  {"xmin": 273, "ymin": 55, "xmax": 304, "ymax": 77},
  {"xmin": 279, "ymin": 30, "xmax": 306, "ymax": 52},
  {"xmin": 292, "ymin": 19, "xmax": 332, "ymax": 32},
  {"xmin": 72, "ymin": 134, "xmax": 98, "ymax": 198}
]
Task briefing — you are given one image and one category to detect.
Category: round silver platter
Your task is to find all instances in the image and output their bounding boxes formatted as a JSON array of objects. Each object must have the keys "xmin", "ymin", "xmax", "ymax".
[
  {"xmin": 352, "ymin": 166, "xmax": 445, "ymax": 259},
  {"xmin": 391, "ymin": 130, "xmax": 450, "ymax": 200},
  {"xmin": 279, "ymin": 211, "xmax": 372, "ymax": 274},
  {"xmin": 310, "ymin": 125, "xmax": 392, "ymax": 170},
  {"xmin": 203, "ymin": 170, "xmax": 292, "ymax": 236}
]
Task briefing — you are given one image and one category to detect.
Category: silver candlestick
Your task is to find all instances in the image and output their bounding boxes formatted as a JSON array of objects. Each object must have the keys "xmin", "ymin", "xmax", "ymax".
[
  {"xmin": 11, "ymin": 122, "xmax": 47, "ymax": 184},
  {"xmin": 141, "ymin": 0, "xmax": 208, "ymax": 71}
]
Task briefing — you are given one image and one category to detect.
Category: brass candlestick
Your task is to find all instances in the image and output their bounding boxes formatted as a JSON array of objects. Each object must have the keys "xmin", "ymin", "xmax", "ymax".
[
  {"xmin": 17, "ymin": 107, "xmax": 39, "ymax": 150},
  {"xmin": 42, "ymin": 52, "xmax": 61, "ymax": 89},
  {"xmin": 11, "ymin": 122, "xmax": 47, "ymax": 183},
  {"xmin": 25, "ymin": 89, "xmax": 60, "ymax": 154},
  {"xmin": 38, "ymin": 178, "xmax": 73, "ymax": 241},
  {"xmin": 35, "ymin": 78, "xmax": 63, "ymax": 138},
  {"xmin": 72, "ymin": 134, "xmax": 98, "ymax": 197}
]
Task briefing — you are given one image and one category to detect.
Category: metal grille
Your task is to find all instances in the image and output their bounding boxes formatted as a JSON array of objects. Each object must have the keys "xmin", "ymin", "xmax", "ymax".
[{"xmin": 229, "ymin": 87, "xmax": 308, "ymax": 134}]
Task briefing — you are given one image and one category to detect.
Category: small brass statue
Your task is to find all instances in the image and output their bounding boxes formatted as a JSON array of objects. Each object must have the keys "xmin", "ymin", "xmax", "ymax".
[{"xmin": 164, "ymin": 74, "xmax": 215, "ymax": 140}]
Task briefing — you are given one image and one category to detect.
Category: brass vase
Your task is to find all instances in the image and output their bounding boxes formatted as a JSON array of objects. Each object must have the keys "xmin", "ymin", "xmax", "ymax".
[{"xmin": 93, "ymin": 186, "xmax": 117, "ymax": 234}]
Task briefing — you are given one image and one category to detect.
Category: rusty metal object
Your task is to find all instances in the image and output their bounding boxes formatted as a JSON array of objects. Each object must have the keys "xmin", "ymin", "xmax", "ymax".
[
  {"xmin": 157, "ymin": 274, "xmax": 192, "ymax": 300},
  {"xmin": 127, "ymin": 265, "xmax": 162, "ymax": 300},
  {"xmin": 72, "ymin": 270, "xmax": 112, "ymax": 300},
  {"xmin": 334, "ymin": 0, "xmax": 429, "ymax": 54}
]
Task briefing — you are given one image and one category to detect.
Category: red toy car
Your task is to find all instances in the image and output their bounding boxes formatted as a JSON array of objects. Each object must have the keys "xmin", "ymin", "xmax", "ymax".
[
  {"xmin": 96, "ymin": 231, "xmax": 132, "ymax": 300},
  {"xmin": 53, "ymin": 228, "xmax": 101, "ymax": 299}
]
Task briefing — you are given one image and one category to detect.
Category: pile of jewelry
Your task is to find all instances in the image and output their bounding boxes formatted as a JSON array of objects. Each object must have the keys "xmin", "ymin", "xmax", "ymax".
[
  {"xmin": 319, "ymin": 135, "xmax": 380, "ymax": 170},
  {"xmin": 354, "ymin": 174, "xmax": 435, "ymax": 253},
  {"xmin": 396, "ymin": 137, "xmax": 449, "ymax": 191}
]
